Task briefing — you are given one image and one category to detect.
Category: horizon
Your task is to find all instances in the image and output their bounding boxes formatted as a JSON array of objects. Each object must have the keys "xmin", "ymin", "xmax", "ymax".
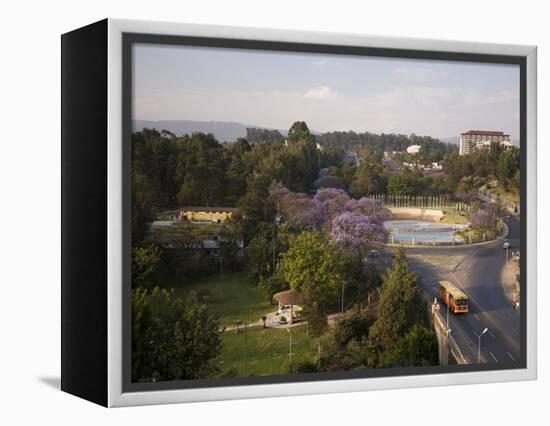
[{"xmin": 133, "ymin": 44, "xmax": 520, "ymax": 140}]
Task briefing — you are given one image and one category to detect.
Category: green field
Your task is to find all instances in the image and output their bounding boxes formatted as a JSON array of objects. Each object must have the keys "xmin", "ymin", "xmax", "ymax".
[
  {"xmin": 221, "ymin": 325, "xmax": 315, "ymax": 376},
  {"xmin": 440, "ymin": 213, "xmax": 469, "ymax": 225},
  {"xmin": 169, "ymin": 272, "xmax": 273, "ymax": 326}
]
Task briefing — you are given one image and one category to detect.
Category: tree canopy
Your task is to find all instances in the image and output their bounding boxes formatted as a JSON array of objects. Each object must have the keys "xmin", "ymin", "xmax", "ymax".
[{"xmin": 132, "ymin": 288, "xmax": 222, "ymax": 382}]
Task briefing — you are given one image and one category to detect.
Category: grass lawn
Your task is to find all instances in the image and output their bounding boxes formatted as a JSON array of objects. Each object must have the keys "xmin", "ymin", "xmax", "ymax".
[
  {"xmin": 440, "ymin": 213, "xmax": 469, "ymax": 225},
  {"xmin": 221, "ymin": 325, "xmax": 316, "ymax": 377},
  {"xmin": 168, "ymin": 272, "xmax": 273, "ymax": 326}
]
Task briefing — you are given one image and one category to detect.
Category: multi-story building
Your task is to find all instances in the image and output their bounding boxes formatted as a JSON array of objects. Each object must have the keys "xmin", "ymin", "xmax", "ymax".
[{"xmin": 459, "ymin": 130, "xmax": 513, "ymax": 155}]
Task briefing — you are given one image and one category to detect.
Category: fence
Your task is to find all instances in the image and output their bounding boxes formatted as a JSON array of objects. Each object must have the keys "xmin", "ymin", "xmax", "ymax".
[
  {"xmin": 366, "ymin": 194, "xmax": 469, "ymax": 212},
  {"xmin": 478, "ymin": 189, "xmax": 520, "ymax": 214}
]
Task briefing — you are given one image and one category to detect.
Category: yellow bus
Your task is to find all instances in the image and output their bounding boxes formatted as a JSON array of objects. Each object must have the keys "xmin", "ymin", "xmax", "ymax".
[{"xmin": 438, "ymin": 280, "xmax": 469, "ymax": 314}]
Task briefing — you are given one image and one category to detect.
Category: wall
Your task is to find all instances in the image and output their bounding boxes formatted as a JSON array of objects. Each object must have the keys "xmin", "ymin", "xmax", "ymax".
[{"xmin": 0, "ymin": 1, "xmax": 547, "ymax": 425}]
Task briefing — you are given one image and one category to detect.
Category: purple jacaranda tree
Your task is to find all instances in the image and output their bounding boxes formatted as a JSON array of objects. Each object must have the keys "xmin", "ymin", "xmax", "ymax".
[
  {"xmin": 284, "ymin": 196, "xmax": 327, "ymax": 230},
  {"xmin": 470, "ymin": 206, "xmax": 500, "ymax": 234},
  {"xmin": 314, "ymin": 188, "xmax": 351, "ymax": 220},
  {"xmin": 270, "ymin": 184, "xmax": 328, "ymax": 231},
  {"xmin": 330, "ymin": 211, "xmax": 387, "ymax": 255},
  {"xmin": 344, "ymin": 197, "xmax": 391, "ymax": 224}
]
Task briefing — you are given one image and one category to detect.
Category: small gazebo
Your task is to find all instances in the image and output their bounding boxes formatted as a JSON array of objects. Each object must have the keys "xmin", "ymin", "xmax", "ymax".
[{"xmin": 273, "ymin": 289, "xmax": 304, "ymax": 325}]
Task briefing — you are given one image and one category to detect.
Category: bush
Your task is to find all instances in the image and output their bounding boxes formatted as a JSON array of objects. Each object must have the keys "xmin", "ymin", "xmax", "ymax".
[{"xmin": 281, "ymin": 359, "xmax": 318, "ymax": 375}]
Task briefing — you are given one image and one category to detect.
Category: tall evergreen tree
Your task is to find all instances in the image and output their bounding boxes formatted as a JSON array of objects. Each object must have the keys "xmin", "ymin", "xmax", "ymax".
[{"xmin": 368, "ymin": 248, "xmax": 430, "ymax": 358}]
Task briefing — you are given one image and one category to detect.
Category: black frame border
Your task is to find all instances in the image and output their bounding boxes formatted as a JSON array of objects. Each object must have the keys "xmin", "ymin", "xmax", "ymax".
[{"xmin": 122, "ymin": 32, "xmax": 528, "ymax": 394}]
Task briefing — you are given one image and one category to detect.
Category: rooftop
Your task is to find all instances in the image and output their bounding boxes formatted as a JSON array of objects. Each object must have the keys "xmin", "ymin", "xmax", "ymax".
[
  {"xmin": 178, "ymin": 206, "xmax": 238, "ymax": 213},
  {"xmin": 273, "ymin": 289, "xmax": 304, "ymax": 306},
  {"xmin": 461, "ymin": 130, "xmax": 509, "ymax": 136}
]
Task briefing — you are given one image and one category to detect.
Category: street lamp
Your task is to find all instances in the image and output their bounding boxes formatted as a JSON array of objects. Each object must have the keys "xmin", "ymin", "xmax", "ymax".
[
  {"xmin": 474, "ymin": 327, "xmax": 488, "ymax": 363},
  {"xmin": 286, "ymin": 328, "xmax": 292, "ymax": 365},
  {"xmin": 341, "ymin": 283, "xmax": 345, "ymax": 315}
]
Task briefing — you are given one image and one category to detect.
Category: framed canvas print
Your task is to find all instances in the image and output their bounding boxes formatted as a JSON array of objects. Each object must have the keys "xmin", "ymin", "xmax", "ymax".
[{"xmin": 61, "ymin": 19, "xmax": 537, "ymax": 407}]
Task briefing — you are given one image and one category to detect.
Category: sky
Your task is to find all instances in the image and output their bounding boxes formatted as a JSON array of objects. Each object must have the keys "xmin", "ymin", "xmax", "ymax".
[{"xmin": 133, "ymin": 43, "xmax": 520, "ymax": 140}]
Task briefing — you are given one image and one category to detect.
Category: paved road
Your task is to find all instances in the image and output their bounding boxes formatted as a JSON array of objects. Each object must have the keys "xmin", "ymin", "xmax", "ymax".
[{"xmin": 389, "ymin": 215, "xmax": 521, "ymax": 366}]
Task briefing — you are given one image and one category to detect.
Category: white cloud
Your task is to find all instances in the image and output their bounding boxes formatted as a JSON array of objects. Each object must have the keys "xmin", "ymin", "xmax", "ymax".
[
  {"xmin": 135, "ymin": 83, "xmax": 519, "ymax": 139},
  {"xmin": 303, "ymin": 86, "xmax": 338, "ymax": 99}
]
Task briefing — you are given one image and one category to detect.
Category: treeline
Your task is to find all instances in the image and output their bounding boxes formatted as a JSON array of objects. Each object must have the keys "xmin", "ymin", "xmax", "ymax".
[
  {"xmin": 444, "ymin": 143, "xmax": 520, "ymax": 195},
  {"xmin": 329, "ymin": 142, "xmax": 519, "ymax": 200},
  {"xmin": 132, "ymin": 122, "xmax": 327, "ymax": 242},
  {"xmin": 318, "ymin": 131, "xmax": 457, "ymax": 164},
  {"xmin": 245, "ymin": 127, "xmax": 284, "ymax": 144}
]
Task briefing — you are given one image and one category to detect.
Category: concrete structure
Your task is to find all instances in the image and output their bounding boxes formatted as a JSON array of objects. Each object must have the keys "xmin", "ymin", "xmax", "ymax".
[
  {"xmin": 388, "ymin": 207, "xmax": 444, "ymax": 221},
  {"xmin": 177, "ymin": 206, "xmax": 237, "ymax": 223},
  {"xmin": 273, "ymin": 289, "xmax": 304, "ymax": 325},
  {"xmin": 406, "ymin": 144, "xmax": 421, "ymax": 154},
  {"xmin": 459, "ymin": 130, "xmax": 512, "ymax": 156}
]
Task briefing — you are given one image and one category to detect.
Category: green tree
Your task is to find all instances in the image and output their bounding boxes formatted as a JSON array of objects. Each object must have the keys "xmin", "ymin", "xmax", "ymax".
[
  {"xmin": 131, "ymin": 172, "xmax": 155, "ymax": 243},
  {"xmin": 131, "ymin": 241, "xmax": 162, "ymax": 289},
  {"xmin": 383, "ymin": 324, "xmax": 439, "ymax": 367},
  {"xmin": 287, "ymin": 121, "xmax": 314, "ymax": 144},
  {"xmin": 301, "ymin": 278, "xmax": 328, "ymax": 337},
  {"xmin": 132, "ymin": 288, "xmax": 222, "ymax": 382},
  {"xmin": 387, "ymin": 170, "xmax": 422, "ymax": 196},
  {"xmin": 351, "ymin": 162, "xmax": 388, "ymax": 196},
  {"xmin": 368, "ymin": 248, "xmax": 430, "ymax": 361},
  {"xmin": 280, "ymin": 231, "xmax": 345, "ymax": 308}
]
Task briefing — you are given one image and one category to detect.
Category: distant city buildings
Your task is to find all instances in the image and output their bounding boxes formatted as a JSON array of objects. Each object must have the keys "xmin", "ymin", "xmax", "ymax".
[
  {"xmin": 459, "ymin": 130, "xmax": 513, "ymax": 156},
  {"xmin": 406, "ymin": 144, "xmax": 421, "ymax": 154}
]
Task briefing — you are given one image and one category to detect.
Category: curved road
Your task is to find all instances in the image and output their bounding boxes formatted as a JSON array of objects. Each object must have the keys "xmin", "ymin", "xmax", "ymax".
[{"xmin": 390, "ymin": 215, "xmax": 521, "ymax": 366}]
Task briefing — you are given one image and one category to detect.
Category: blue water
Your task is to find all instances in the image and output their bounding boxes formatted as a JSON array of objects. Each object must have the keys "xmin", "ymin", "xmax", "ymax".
[{"xmin": 384, "ymin": 220, "xmax": 466, "ymax": 244}]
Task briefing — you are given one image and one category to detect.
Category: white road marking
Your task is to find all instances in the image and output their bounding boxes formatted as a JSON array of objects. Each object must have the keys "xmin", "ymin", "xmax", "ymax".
[
  {"xmin": 488, "ymin": 330, "xmax": 496, "ymax": 339},
  {"xmin": 473, "ymin": 314, "xmax": 480, "ymax": 321},
  {"xmin": 489, "ymin": 352, "xmax": 498, "ymax": 362},
  {"xmin": 507, "ymin": 352, "xmax": 517, "ymax": 362}
]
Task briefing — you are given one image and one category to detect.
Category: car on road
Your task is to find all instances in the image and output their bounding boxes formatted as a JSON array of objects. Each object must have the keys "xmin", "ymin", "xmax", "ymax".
[
  {"xmin": 503, "ymin": 241, "xmax": 510, "ymax": 249},
  {"xmin": 368, "ymin": 249, "xmax": 380, "ymax": 258}
]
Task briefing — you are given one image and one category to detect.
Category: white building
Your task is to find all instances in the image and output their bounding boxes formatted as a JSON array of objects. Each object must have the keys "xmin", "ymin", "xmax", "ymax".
[{"xmin": 406, "ymin": 144, "xmax": 421, "ymax": 154}]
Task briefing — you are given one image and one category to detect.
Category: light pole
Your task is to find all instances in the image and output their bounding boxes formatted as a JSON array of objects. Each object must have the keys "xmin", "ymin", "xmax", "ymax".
[
  {"xmin": 341, "ymin": 283, "xmax": 345, "ymax": 315},
  {"xmin": 474, "ymin": 327, "xmax": 488, "ymax": 363},
  {"xmin": 286, "ymin": 328, "xmax": 292, "ymax": 365}
]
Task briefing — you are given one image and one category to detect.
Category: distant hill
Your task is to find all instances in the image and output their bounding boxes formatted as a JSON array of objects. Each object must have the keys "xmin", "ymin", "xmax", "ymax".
[
  {"xmin": 132, "ymin": 119, "xmax": 325, "ymax": 142},
  {"xmin": 440, "ymin": 136, "xmax": 460, "ymax": 145},
  {"xmin": 134, "ymin": 120, "xmax": 251, "ymax": 142}
]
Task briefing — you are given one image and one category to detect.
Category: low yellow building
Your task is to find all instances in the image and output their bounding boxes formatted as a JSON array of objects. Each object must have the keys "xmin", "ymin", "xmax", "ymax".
[{"xmin": 178, "ymin": 207, "xmax": 237, "ymax": 223}]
